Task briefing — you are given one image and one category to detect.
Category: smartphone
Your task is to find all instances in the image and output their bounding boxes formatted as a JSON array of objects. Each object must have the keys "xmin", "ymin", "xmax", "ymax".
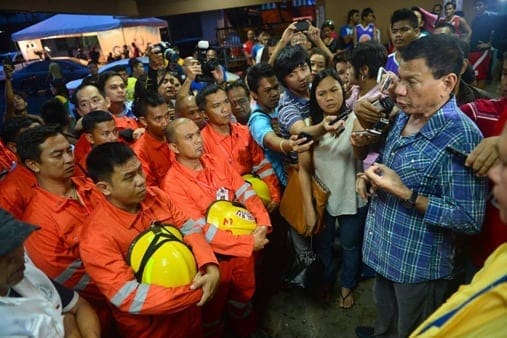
[
  {"xmin": 446, "ymin": 145, "xmax": 469, "ymax": 161},
  {"xmin": 376, "ymin": 67, "xmax": 393, "ymax": 93},
  {"xmin": 295, "ymin": 20, "xmax": 310, "ymax": 32},
  {"xmin": 297, "ymin": 131, "xmax": 313, "ymax": 144},
  {"xmin": 329, "ymin": 110, "xmax": 350, "ymax": 124}
]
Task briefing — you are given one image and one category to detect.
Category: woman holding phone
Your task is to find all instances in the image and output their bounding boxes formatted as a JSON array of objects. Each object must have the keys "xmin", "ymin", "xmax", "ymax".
[{"xmin": 298, "ymin": 68, "xmax": 368, "ymax": 308}]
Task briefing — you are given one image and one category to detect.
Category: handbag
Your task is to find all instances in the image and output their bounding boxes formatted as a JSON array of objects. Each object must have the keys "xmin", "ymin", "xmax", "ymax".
[{"xmin": 279, "ymin": 166, "xmax": 330, "ymax": 235}]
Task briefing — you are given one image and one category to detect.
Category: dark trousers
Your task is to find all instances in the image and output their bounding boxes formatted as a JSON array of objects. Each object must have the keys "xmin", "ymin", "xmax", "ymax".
[{"xmin": 373, "ymin": 274, "xmax": 449, "ymax": 337}]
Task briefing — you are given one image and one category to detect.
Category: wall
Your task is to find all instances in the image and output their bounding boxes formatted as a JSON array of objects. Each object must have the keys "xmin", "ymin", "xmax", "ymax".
[{"xmin": 324, "ymin": 0, "xmax": 438, "ymax": 45}]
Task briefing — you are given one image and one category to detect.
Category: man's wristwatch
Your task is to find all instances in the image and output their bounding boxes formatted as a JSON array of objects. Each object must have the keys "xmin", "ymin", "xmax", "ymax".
[{"xmin": 403, "ymin": 190, "xmax": 418, "ymax": 209}]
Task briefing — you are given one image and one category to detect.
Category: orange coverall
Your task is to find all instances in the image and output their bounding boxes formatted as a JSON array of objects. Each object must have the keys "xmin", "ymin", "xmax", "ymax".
[
  {"xmin": 132, "ymin": 131, "xmax": 174, "ymax": 187},
  {"xmin": 22, "ymin": 176, "xmax": 115, "ymax": 334},
  {"xmin": 80, "ymin": 187, "xmax": 218, "ymax": 338},
  {"xmin": 162, "ymin": 154, "xmax": 271, "ymax": 338},
  {"xmin": 201, "ymin": 122, "xmax": 281, "ymax": 203},
  {"xmin": 0, "ymin": 139, "xmax": 16, "ymax": 172},
  {"xmin": 0, "ymin": 164, "xmax": 36, "ymax": 219}
]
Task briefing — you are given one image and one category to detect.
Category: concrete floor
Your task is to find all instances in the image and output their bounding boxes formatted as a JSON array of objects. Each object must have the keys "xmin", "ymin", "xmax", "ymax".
[{"xmin": 261, "ymin": 277, "xmax": 376, "ymax": 338}]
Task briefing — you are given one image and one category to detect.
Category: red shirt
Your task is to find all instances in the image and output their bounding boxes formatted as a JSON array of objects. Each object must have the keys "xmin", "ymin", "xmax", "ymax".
[
  {"xmin": 80, "ymin": 187, "xmax": 215, "ymax": 338},
  {"xmin": 0, "ymin": 164, "xmax": 37, "ymax": 219},
  {"xmin": 0, "ymin": 140, "xmax": 17, "ymax": 172},
  {"xmin": 162, "ymin": 154, "xmax": 271, "ymax": 257},
  {"xmin": 201, "ymin": 123, "xmax": 280, "ymax": 203},
  {"xmin": 132, "ymin": 132, "xmax": 174, "ymax": 187},
  {"xmin": 22, "ymin": 176, "xmax": 105, "ymax": 301}
]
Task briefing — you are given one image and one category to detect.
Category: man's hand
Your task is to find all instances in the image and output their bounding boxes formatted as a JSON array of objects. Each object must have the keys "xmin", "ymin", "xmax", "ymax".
[
  {"xmin": 184, "ymin": 62, "xmax": 202, "ymax": 82},
  {"xmin": 288, "ymin": 134, "xmax": 313, "ymax": 153},
  {"xmin": 280, "ymin": 22, "xmax": 298, "ymax": 44},
  {"xmin": 192, "ymin": 264, "xmax": 220, "ymax": 306},
  {"xmin": 362, "ymin": 163, "xmax": 410, "ymax": 199},
  {"xmin": 306, "ymin": 24, "xmax": 321, "ymax": 44},
  {"xmin": 133, "ymin": 128, "xmax": 145, "ymax": 140},
  {"xmin": 355, "ymin": 174, "xmax": 371, "ymax": 202},
  {"xmin": 322, "ymin": 115, "xmax": 346, "ymax": 135},
  {"xmin": 466, "ymin": 136, "xmax": 500, "ymax": 176},
  {"xmin": 2, "ymin": 63, "xmax": 14, "ymax": 80},
  {"xmin": 252, "ymin": 225, "xmax": 269, "ymax": 251},
  {"xmin": 266, "ymin": 201, "xmax": 279, "ymax": 213},
  {"xmin": 353, "ymin": 96, "xmax": 383, "ymax": 128}
]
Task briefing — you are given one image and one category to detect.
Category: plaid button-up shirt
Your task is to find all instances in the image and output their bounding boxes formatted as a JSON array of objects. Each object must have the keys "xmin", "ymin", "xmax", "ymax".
[{"xmin": 363, "ymin": 97, "xmax": 488, "ymax": 283}]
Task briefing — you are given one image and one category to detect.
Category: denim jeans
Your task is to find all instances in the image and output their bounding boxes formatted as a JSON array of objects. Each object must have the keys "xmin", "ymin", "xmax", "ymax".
[{"xmin": 314, "ymin": 206, "xmax": 368, "ymax": 288}]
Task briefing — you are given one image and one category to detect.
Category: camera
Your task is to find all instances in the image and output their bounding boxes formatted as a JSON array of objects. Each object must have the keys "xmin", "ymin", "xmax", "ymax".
[
  {"xmin": 151, "ymin": 41, "xmax": 180, "ymax": 64},
  {"xmin": 295, "ymin": 20, "xmax": 310, "ymax": 32},
  {"xmin": 368, "ymin": 97, "xmax": 395, "ymax": 136},
  {"xmin": 194, "ymin": 40, "xmax": 220, "ymax": 83}
]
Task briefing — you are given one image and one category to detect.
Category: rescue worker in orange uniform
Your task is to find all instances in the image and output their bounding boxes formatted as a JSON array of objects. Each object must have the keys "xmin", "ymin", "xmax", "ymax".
[
  {"xmin": 81, "ymin": 142, "xmax": 220, "ymax": 338},
  {"xmin": 16, "ymin": 125, "xmax": 116, "ymax": 336},
  {"xmin": 0, "ymin": 116, "xmax": 41, "ymax": 219},
  {"xmin": 199, "ymin": 84, "xmax": 281, "ymax": 211},
  {"xmin": 132, "ymin": 92, "xmax": 174, "ymax": 187},
  {"xmin": 163, "ymin": 117, "xmax": 270, "ymax": 338},
  {"xmin": 72, "ymin": 83, "xmax": 111, "ymax": 166},
  {"xmin": 76, "ymin": 110, "xmax": 119, "ymax": 175},
  {"xmin": 0, "ymin": 138, "xmax": 17, "ymax": 173}
]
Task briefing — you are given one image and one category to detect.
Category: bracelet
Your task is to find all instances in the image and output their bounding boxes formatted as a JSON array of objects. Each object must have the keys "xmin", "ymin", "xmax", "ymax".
[{"xmin": 279, "ymin": 139, "xmax": 288, "ymax": 155}]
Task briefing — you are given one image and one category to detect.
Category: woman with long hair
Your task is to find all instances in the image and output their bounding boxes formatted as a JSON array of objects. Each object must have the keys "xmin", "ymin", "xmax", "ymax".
[{"xmin": 298, "ymin": 68, "xmax": 368, "ymax": 308}]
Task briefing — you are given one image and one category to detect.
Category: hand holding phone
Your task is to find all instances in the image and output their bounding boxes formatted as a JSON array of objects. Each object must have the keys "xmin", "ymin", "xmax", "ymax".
[
  {"xmin": 297, "ymin": 131, "xmax": 313, "ymax": 144},
  {"xmin": 376, "ymin": 67, "xmax": 394, "ymax": 93}
]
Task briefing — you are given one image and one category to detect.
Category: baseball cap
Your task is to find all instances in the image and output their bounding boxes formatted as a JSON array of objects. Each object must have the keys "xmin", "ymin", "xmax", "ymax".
[{"xmin": 0, "ymin": 209, "xmax": 39, "ymax": 256}]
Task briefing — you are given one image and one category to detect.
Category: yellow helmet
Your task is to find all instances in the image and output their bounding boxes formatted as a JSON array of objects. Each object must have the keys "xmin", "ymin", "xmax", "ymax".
[
  {"xmin": 127, "ymin": 223, "xmax": 197, "ymax": 287},
  {"xmin": 206, "ymin": 200, "xmax": 257, "ymax": 235},
  {"xmin": 242, "ymin": 174, "xmax": 271, "ymax": 206}
]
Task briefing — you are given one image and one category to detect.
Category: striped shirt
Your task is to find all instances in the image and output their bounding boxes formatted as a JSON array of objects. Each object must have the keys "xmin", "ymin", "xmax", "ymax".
[{"xmin": 363, "ymin": 97, "xmax": 488, "ymax": 283}]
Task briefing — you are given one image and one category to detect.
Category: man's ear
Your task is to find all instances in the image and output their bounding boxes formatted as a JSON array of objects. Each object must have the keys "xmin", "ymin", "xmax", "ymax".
[
  {"xmin": 250, "ymin": 91, "xmax": 259, "ymax": 102},
  {"xmin": 442, "ymin": 73, "xmax": 458, "ymax": 96},
  {"xmin": 104, "ymin": 97, "xmax": 111, "ymax": 110},
  {"xmin": 168, "ymin": 142, "xmax": 179, "ymax": 154},
  {"xmin": 6, "ymin": 142, "xmax": 16, "ymax": 154},
  {"xmin": 95, "ymin": 181, "xmax": 112, "ymax": 197},
  {"xmin": 24, "ymin": 159, "xmax": 40, "ymax": 173},
  {"xmin": 460, "ymin": 58, "xmax": 470, "ymax": 75},
  {"xmin": 84, "ymin": 132, "xmax": 94, "ymax": 145},
  {"xmin": 139, "ymin": 116, "xmax": 148, "ymax": 128}
]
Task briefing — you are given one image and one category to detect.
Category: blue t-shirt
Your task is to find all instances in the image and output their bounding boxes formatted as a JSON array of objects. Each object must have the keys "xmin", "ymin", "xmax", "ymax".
[
  {"xmin": 385, "ymin": 52, "xmax": 399, "ymax": 74},
  {"xmin": 248, "ymin": 104, "xmax": 286, "ymax": 187}
]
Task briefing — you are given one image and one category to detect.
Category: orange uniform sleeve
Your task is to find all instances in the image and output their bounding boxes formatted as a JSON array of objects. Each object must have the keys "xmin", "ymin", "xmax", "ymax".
[
  {"xmin": 80, "ymin": 218, "xmax": 202, "ymax": 316},
  {"xmin": 153, "ymin": 189, "xmax": 218, "ymax": 269}
]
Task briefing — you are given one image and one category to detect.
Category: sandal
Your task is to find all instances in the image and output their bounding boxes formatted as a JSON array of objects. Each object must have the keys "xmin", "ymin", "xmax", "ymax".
[{"xmin": 339, "ymin": 287, "xmax": 354, "ymax": 309}]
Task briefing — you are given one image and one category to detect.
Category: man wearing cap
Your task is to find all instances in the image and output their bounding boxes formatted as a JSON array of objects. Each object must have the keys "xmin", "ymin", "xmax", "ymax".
[{"xmin": 0, "ymin": 208, "xmax": 100, "ymax": 338}]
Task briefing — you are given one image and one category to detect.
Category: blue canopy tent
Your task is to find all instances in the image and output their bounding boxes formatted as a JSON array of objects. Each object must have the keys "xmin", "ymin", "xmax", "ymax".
[{"xmin": 12, "ymin": 14, "xmax": 167, "ymax": 61}]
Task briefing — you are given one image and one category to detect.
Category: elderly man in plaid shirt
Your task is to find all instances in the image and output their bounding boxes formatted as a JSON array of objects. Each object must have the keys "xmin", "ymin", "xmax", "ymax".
[{"xmin": 355, "ymin": 34, "xmax": 488, "ymax": 338}]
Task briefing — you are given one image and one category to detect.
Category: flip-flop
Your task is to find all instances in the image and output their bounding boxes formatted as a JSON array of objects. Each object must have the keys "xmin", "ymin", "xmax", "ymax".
[{"xmin": 339, "ymin": 289, "xmax": 354, "ymax": 309}]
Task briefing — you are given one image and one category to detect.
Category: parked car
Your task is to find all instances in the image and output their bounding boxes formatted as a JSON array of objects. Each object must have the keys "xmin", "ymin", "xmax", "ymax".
[
  {"xmin": 65, "ymin": 57, "xmax": 149, "ymax": 94},
  {"xmin": 0, "ymin": 51, "xmax": 26, "ymax": 81},
  {"xmin": 11, "ymin": 57, "xmax": 89, "ymax": 94}
]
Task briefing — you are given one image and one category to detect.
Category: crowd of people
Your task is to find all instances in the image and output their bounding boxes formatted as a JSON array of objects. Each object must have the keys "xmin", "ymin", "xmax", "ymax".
[{"xmin": 1, "ymin": 1, "xmax": 507, "ymax": 337}]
